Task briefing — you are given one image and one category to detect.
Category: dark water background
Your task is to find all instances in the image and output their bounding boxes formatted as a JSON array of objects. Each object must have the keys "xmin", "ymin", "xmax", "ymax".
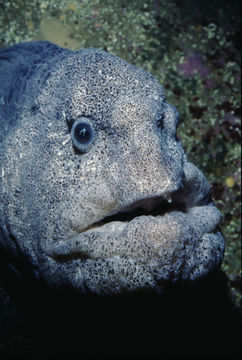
[{"xmin": 0, "ymin": 260, "xmax": 241, "ymax": 359}]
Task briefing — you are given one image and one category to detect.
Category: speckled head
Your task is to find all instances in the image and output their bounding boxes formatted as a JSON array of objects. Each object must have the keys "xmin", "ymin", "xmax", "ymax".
[{"xmin": 0, "ymin": 42, "xmax": 224, "ymax": 294}]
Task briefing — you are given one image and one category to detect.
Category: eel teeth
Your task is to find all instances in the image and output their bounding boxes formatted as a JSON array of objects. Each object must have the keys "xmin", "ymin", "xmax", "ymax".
[{"xmin": 164, "ymin": 193, "xmax": 172, "ymax": 203}]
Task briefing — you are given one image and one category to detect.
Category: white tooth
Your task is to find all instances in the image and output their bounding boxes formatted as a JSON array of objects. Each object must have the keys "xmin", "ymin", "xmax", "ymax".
[{"xmin": 167, "ymin": 195, "xmax": 172, "ymax": 203}]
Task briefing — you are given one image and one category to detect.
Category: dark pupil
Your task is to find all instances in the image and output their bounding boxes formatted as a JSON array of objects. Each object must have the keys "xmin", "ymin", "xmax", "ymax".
[{"xmin": 74, "ymin": 123, "xmax": 91, "ymax": 144}]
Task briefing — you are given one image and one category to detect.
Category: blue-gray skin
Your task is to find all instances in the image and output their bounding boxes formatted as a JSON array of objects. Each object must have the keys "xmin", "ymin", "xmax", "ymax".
[{"xmin": 0, "ymin": 41, "xmax": 224, "ymax": 295}]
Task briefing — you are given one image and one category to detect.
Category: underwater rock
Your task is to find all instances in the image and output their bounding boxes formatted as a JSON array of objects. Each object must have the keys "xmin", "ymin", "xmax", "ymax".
[{"xmin": 0, "ymin": 41, "xmax": 225, "ymax": 295}]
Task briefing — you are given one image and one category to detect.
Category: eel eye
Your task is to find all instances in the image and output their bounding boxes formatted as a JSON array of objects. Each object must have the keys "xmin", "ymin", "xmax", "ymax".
[
  {"xmin": 71, "ymin": 117, "xmax": 94, "ymax": 153},
  {"xmin": 74, "ymin": 123, "xmax": 92, "ymax": 144}
]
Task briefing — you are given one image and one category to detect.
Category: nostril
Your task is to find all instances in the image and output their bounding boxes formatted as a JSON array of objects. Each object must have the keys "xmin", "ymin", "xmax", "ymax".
[{"xmin": 157, "ymin": 113, "xmax": 165, "ymax": 129}]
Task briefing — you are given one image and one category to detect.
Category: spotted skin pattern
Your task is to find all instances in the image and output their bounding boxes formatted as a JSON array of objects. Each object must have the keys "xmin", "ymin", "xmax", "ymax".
[{"xmin": 0, "ymin": 42, "xmax": 224, "ymax": 294}]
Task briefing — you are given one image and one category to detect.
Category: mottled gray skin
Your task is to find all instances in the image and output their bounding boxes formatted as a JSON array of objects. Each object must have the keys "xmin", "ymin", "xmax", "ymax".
[{"xmin": 0, "ymin": 41, "xmax": 224, "ymax": 295}]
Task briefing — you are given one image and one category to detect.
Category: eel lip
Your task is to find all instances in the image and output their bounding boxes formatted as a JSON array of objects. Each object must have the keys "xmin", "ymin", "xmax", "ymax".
[
  {"xmin": 77, "ymin": 183, "xmax": 212, "ymax": 235},
  {"xmin": 53, "ymin": 193, "xmax": 188, "ymax": 243},
  {"xmin": 82, "ymin": 195, "xmax": 186, "ymax": 234},
  {"xmin": 49, "ymin": 193, "xmax": 186, "ymax": 257},
  {"xmin": 50, "ymin": 188, "xmax": 223, "ymax": 261},
  {"xmin": 49, "ymin": 161, "xmax": 223, "ymax": 263}
]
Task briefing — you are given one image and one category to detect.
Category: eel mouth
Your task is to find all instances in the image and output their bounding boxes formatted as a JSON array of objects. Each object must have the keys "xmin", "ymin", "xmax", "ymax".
[
  {"xmin": 50, "ymin": 193, "xmax": 187, "ymax": 257},
  {"xmin": 50, "ymin": 191, "xmax": 220, "ymax": 259},
  {"xmin": 50, "ymin": 162, "xmax": 221, "ymax": 260},
  {"xmin": 47, "ymin": 162, "xmax": 224, "ymax": 295},
  {"xmin": 81, "ymin": 195, "xmax": 187, "ymax": 234}
]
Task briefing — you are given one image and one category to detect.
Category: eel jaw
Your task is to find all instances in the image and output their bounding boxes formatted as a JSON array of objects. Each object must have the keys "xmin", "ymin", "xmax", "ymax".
[
  {"xmin": 79, "ymin": 194, "xmax": 186, "ymax": 234},
  {"xmin": 49, "ymin": 189, "xmax": 218, "ymax": 259},
  {"xmin": 40, "ymin": 162, "xmax": 225, "ymax": 294},
  {"xmin": 48, "ymin": 162, "xmax": 222, "ymax": 263},
  {"xmin": 55, "ymin": 190, "xmax": 187, "ymax": 239}
]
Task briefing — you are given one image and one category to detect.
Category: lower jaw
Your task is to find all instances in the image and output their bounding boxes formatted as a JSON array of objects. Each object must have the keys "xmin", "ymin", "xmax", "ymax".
[
  {"xmin": 47, "ymin": 228, "xmax": 224, "ymax": 296},
  {"xmin": 50, "ymin": 203, "xmax": 223, "ymax": 260}
]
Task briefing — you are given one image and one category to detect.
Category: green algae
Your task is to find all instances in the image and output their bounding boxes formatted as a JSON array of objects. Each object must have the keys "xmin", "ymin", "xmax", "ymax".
[{"xmin": 0, "ymin": 0, "xmax": 240, "ymax": 308}]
